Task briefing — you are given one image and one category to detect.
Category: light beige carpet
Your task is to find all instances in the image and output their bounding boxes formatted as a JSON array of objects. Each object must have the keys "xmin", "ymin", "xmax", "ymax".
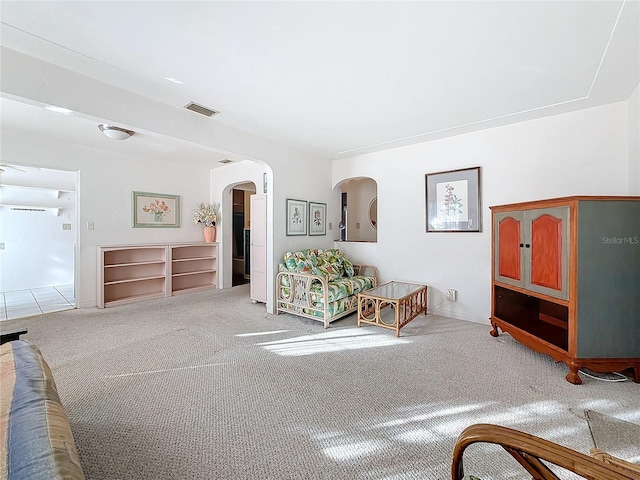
[
  {"xmin": 3, "ymin": 284, "xmax": 639, "ymax": 479},
  {"xmin": 586, "ymin": 409, "xmax": 640, "ymax": 464}
]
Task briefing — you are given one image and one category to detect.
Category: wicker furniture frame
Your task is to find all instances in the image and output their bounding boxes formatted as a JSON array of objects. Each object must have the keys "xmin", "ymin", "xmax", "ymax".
[
  {"xmin": 276, "ymin": 265, "xmax": 378, "ymax": 328},
  {"xmin": 357, "ymin": 281, "xmax": 427, "ymax": 336},
  {"xmin": 452, "ymin": 423, "xmax": 640, "ymax": 480}
]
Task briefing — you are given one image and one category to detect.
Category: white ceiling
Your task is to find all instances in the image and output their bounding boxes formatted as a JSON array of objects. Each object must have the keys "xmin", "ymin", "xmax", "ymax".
[
  {"xmin": 1, "ymin": 1, "xmax": 639, "ymax": 162},
  {"xmin": 0, "ymin": 163, "xmax": 76, "ymax": 210}
]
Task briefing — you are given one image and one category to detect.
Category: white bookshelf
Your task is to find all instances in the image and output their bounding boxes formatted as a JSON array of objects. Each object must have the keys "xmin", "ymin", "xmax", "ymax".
[
  {"xmin": 98, "ymin": 246, "xmax": 167, "ymax": 308},
  {"xmin": 97, "ymin": 243, "xmax": 218, "ymax": 308},
  {"xmin": 169, "ymin": 244, "xmax": 218, "ymax": 294}
]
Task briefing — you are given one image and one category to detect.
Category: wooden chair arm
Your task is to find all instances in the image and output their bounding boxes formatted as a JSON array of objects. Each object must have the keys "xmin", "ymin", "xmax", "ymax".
[{"xmin": 451, "ymin": 423, "xmax": 639, "ymax": 480}]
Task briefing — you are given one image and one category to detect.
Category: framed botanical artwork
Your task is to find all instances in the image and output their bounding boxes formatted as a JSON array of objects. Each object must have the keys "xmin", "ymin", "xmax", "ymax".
[
  {"xmin": 425, "ymin": 167, "xmax": 481, "ymax": 232},
  {"xmin": 308, "ymin": 202, "xmax": 327, "ymax": 236},
  {"xmin": 132, "ymin": 191, "xmax": 180, "ymax": 228},
  {"xmin": 286, "ymin": 198, "xmax": 307, "ymax": 236}
]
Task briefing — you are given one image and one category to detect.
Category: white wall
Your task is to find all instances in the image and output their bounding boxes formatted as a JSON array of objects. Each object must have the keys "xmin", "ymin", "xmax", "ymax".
[
  {"xmin": 1, "ymin": 47, "xmax": 335, "ymax": 314},
  {"xmin": 211, "ymin": 159, "xmax": 335, "ymax": 313},
  {"xmin": 629, "ymin": 84, "xmax": 640, "ymax": 193},
  {"xmin": 1, "ymin": 132, "xmax": 213, "ymax": 307},
  {"xmin": 333, "ymin": 101, "xmax": 631, "ymax": 324},
  {"xmin": 5, "ymin": 100, "xmax": 630, "ymax": 318},
  {"xmin": 1, "ymin": 129, "xmax": 335, "ymax": 313},
  {"xmin": 0, "ymin": 205, "xmax": 75, "ymax": 291},
  {"xmin": 4, "ymin": 47, "xmax": 636, "ymax": 321}
]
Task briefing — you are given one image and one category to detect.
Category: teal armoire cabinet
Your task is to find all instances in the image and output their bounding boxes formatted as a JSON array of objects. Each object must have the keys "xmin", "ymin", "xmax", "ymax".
[{"xmin": 490, "ymin": 196, "xmax": 640, "ymax": 384}]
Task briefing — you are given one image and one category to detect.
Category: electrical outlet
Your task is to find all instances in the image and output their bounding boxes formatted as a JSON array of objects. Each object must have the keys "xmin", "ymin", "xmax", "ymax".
[
  {"xmin": 87, "ymin": 222, "xmax": 95, "ymax": 231},
  {"xmin": 62, "ymin": 223, "xmax": 72, "ymax": 230},
  {"xmin": 446, "ymin": 289, "xmax": 457, "ymax": 301}
]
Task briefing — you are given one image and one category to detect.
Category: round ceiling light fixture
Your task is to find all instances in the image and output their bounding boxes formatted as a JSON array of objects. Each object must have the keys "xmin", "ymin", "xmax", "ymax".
[{"xmin": 98, "ymin": 124, "xmax": 135, "ymax": 140}]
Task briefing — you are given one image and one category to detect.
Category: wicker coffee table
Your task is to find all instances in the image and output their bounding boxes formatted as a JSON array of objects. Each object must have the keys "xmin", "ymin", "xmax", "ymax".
[{"xmin": 357, "ymin": 281, "xmax": 427, "ymax": 336}]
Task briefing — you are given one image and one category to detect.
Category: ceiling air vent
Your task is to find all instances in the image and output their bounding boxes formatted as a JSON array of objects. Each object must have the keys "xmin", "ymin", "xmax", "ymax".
[{"xmin": 184, "ymin": 102, "xmax": 219, "ymax": 117}]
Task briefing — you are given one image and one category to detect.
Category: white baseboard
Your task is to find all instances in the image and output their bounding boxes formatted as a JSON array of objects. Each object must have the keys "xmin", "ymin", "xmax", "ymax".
[{"xmin": 428, "ymin": 307, "xmax": 489, "ymax": 325}]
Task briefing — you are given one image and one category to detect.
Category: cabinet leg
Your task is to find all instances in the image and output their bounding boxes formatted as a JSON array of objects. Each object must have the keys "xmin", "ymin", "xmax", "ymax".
[
  {"xmin": 489, "ymin": 321, "xmax": 499, "ymax": 338},
  {"xmin": 565, "ymin": 364, "xmax": 582, "ymax": 385},
  {"xmin": 633, "ymin": 366, "xmax": 640, "ymax": 383}
]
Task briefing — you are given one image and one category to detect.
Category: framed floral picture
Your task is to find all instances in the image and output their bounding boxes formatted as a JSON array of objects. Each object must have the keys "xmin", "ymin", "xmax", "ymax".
[
  {"xmin": 425, "ymin": 167, "xmax": 481, "ymax": 232},
  {"xmin": 286, "ymin": 198, "xmax": 307, "ymax": 236},
  {"xmin": 132, "ymin": 191, "xmax": 180, "ymax": 228},
  {"xmin": 309, "ymin": 202, "xmax": 327, "ymax": 236}
]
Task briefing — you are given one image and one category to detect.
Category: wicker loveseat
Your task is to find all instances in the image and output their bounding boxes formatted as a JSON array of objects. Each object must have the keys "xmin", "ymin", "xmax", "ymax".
[{"xmin": 276, "ymin": 248, "xmax": 378, "ymax": 328}]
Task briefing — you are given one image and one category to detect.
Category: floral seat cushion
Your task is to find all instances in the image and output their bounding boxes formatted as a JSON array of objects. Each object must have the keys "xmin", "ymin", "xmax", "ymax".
[
  {"xmin": 310, "ymin": 276, "xmax": 374, "ymax": 303},
  {"xmin": 282, "ymin": 249, "xmax": 355, "ymax": 277}
]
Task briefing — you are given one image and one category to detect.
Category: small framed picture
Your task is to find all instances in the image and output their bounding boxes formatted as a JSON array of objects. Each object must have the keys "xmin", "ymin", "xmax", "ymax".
[
  {"xmin": 425, "ymin": 167, "xmax": 481, "ymax": 232},
  {"xmin": 132, "ymin": 191, "xmax": 180, "ymax": 228},
  {"xmin": 309, "ymin": 202, "xmax": 327, "ymax": 236},
  {"xmin": 286, "ymin": 198, "xmax": 307, "ymax": 236}
]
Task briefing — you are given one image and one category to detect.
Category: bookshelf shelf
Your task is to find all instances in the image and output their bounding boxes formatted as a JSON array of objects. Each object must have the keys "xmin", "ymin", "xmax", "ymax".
[{"xmin": 98, "ymin": 243, "xmax": 218, "ymax": 308}]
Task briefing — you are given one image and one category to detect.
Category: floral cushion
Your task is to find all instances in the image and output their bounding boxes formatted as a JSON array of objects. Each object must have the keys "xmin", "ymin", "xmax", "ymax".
[
  {"xmin": 283, "ymin": 250, "xmax": 318, "ymax": 273},
  {"xmin": 310, "ymin": 276, "xmax": 374, "ymax": 303},
  {"xmin": 280, "ymin": 248, "xmax": 356, "ymax": 280},
  {"xmin": 342, "ymin": 257, "xmax": 355, "ymax": 277},
  {"xmin": 312, "ymin": 262, "xmax": 342, "ymax": 281}
]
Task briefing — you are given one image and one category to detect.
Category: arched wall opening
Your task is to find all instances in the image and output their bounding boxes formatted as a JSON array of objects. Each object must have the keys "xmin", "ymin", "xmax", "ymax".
[
  {"xmin": 333, "ymin": 177, "xmax": 378, "ymax": 243},
  {"xmin": 215, "ymin": 160, "xmax": 272, "ymax": 310}
]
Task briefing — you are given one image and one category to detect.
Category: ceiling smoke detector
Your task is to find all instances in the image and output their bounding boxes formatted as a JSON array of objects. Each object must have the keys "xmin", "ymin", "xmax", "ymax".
[{"xmin": 98, "ymin": 124, "xmax": 135, "ymax": 140}]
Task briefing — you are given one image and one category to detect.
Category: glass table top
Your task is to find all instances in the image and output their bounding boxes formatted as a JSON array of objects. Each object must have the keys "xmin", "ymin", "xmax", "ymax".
[{"xmin": 361, "ymin": 281, "xmax": 425, "ymax": 300}]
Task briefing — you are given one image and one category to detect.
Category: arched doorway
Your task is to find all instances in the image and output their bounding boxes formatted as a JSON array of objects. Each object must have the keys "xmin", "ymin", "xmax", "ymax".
[
  {"xmin": 231, "ymin": 183, "xmax": 256, "ymax": 286},
  {"xmin": 216, "ymin": 161, "xmax": 272, "ymax": 311}
]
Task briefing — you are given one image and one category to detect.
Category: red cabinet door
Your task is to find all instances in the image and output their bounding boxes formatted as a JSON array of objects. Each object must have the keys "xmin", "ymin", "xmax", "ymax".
[
  {"xmin": 530, "ymin": 214, "xmax": 563, "ymax": 291},
  {"xmin": 494, "ymin": 207, "xmax": 569, "ymax": 300},
  {"xmin": 497, "ymin": 214, "xmax": 522, "ymax": 283},
  {"xmin": 526, "ymin": 207, "xmax": 569, "ymax": 300}
]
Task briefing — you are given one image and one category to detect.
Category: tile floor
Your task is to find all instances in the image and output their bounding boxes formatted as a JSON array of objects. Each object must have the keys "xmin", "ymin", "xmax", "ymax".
[{"xmin": 0, "ymin": 284, "xmax": 75, "ymax": 321}]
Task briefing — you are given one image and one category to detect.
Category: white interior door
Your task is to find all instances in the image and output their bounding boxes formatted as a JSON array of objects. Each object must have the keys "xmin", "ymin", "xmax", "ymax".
[{"xmin": 250, "ymin": 193, "xmax": 267, "ymax": 303}]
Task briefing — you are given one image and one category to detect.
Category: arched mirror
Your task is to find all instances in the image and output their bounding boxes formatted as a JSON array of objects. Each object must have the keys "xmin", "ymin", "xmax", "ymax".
[{"xmin": 369, "ymin": 197, "xmax": 377, "ymax": 230}]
